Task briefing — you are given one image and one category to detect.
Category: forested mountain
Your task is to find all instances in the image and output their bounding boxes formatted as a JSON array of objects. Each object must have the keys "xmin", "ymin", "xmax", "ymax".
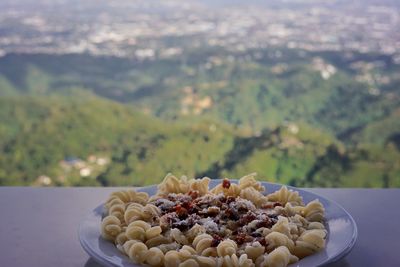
[
  {"xmin": 0, "ymin": 48, "xmax": 399, "ymax": 187},
  {"xmin": 1, "ymin": 49, "xmax": 398, "ymax": 139},
  {"xmin": 0, "ymin": 94, "xmax": 237, "ymax": 186}
]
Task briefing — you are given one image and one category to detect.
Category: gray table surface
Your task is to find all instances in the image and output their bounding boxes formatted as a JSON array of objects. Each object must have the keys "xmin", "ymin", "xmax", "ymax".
[{"xmin": 0, "ymin": 187, "xmax": 399, "ymax": 267}]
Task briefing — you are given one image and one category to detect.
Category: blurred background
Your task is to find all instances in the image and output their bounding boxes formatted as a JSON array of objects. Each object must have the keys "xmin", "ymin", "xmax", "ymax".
[{"xmin": 0, "ymin": 0, "xmax": 399, "ymax": 187}]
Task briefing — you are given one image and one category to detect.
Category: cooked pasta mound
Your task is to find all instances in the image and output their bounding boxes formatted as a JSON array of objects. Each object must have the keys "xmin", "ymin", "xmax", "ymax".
[{"xmin": 101, "ymin": 174, "xmax": 327, "ymax": 267}]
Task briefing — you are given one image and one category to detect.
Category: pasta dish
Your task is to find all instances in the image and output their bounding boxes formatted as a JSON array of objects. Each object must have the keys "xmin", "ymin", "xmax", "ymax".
[{"xmin": 101, "ymin": 174, "xmax": 326, "ymax": 267}]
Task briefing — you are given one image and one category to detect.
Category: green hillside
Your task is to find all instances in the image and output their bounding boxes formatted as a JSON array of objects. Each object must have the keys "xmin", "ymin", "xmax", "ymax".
[
  {"xmin": 0, "ymin": 50, "xmax": 398, "ymax": 142},
  {"xmin": 198, "ymin": 125, "xmax": 400, "ymax": 188},
  {"xmin": 0, "ymin": 50, "xmax": 399, "ymax": 187},
  {"xmin": 0, "ymin": 94, "xmax": 398, "ymax": 188},
  {"xmin": 0, "ymin": 95, "xmax": 235, "ymax": 186}
]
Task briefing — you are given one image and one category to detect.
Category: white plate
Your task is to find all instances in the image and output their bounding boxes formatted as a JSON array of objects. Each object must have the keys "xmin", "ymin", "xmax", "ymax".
[{"xmin": 79, "ymin": 180, "xmax": 357, "ymax": 267}]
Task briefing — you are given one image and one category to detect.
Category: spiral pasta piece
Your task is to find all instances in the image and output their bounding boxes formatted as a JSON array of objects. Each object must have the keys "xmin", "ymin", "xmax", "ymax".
[
  {"xmin": 217, "ymin": 254, "xmax": 254, "ymax": 267},
  {"xmin": 186, "ymin": 224, "xmax": 206, "ymax": 243},
  {"xmin": 106, "ymin": 190, "xmax": 149, "ymax": 209},
  {"xmin": 167, "ymin": 253, "xmax": 216, "ymax": 267},
  {"xmin": 108, "ymin": 202, "xmax": 125, "ymax": 222},
  {"xmin": 257, "ymin": 246, "xmax": 298, "ymax": 267},
  {"xmin": 293, "ymin": 229, "xmax": 326, "ymax": 258},
  {"xmin": 267, "ymin": 186, "xmax": 303, "ymax": 206},
  {"xmin": 193, "ymin": 234, "xmax": 217, "ymax": 256},
  {"xmin": 275, "ymin": 203, "xmax": 302, "ymax": 218},
  {"xmin": 245, "ymin": 242, "xmax": 265, "ymax": 261},
  {"xmin": 158, "ymin": 174, "xmax": 190, "ymax": 195},
  {"xmin": 106, "ymin": 197, "xmax": 124, "ymax": 211},
  {"xmin": 124, "ymin": 203, "xmax": 143, "ymax": 224},
  {"xmin": 303, "ymin": 199, "xmax": 324, "ymax": 222},
  {"xmin": 124, "ymin": 203, "xmax": 161, "ymax": 225},
  {"xmin": 101, "ymin": 215, "xmax": 121, "ymax": 241},
  {"xmin": 123, "ymin": 240, "xmax": 148, "ymax": 264},
  {"xmin": 189, "ymin": 177, "xmax": 211, "ymax": 196},
  {"xmin": 115, "ymin": 231, "xmax": 128, "ymax": 246},
  {"xmin": 164, "ymin": 250, "xmax": 182, "ymax": 267},
  {"xmin": 265, "ymin": 232, "xmax": 295, "ymax": 252},
  {"xmin": 179, "ymin": 245, "xmax": 197, "ymax": 261},
  {"xmin": 238, "ymin": 173, "xmax": 265, "ymax": 192},
  {"xmin": 142, "ymin": 204, "xmax": 161, "ymax": 221},
  {"xmin": 240, "ymin": 187, "xmax": 268, "ymax": 207},
  {"xmin": 211, "ymin": 182, "xmax": 241, "ymax": 197},
  {"xmin": 170, "ymin": 228, "xmax": 190, "ymax": 245},
  {"xmin": 126, "ymin": 220, "xmax": 151, "ymax": 241},
  {"xmin": 195, "ymin": 256, "xmax": 217, "ymax": 267},
  {"xmin": 146, "ymin": 235, "xmax": 171, "ymax": 248},
  {"xmin": 180, "ymin": 259, "xmax": 199, "ymax": 267},
  {"xmin": 157, "ymin": 242, "xmax": 180, "ymax": 254},
  {"xmin": 289, "ymin": 214, "xmax": 308, "ymax": 228},
  {"xmin": 164, "ymin": 245, "xmax": 197, "ymax": 267},
  {"xmin": 146, "ymin": 226, "xmax": 162, "ymax": 239},
  {"xmin": 144, "ymin": 226, "xmax": 171, "ymax": 248},
  {"xmin": 271, "ymin": 216, "xmax": 291, "ymax": 238},
  {"xmin": 217, "ymin": 239, "xmax": 238, "ymax": 257},
  {"xmin": 145, "ymin": 247, "xmax": 164, "ymax": 267},
  {"xmin": 307, "ymin": 222, "xmax": 325, "ymax": 230}
]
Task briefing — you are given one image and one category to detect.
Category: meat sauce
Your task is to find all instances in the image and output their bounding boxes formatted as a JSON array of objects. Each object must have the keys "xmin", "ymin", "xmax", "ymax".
[{"xmin": 152, "ymin": 179, "xmax": 280, "ymax": 245}]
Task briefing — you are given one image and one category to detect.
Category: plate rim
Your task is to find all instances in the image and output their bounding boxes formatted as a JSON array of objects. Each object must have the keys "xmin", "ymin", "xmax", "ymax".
[{"xmin": 79, "ymin": 180, "xmax": 358, "ymax": 267}]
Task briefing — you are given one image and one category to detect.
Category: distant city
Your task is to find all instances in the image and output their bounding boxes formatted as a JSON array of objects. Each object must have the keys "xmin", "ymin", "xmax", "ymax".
[{"xmin": 0, "ymin": 0, "xmax": 399, "ymax": 62}]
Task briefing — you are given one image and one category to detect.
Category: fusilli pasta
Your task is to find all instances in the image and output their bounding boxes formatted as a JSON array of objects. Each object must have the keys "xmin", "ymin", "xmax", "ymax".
[
  {"xmin": 267, "ymin": 186, "xmax": 303, "ymax": 206},
  {"xmin": 100, "ymin": 174, "xmax": 327, "ymax": 267},
  {"xmin": 101, "ymin": 215, "xmax": 121, "ymax": 241}
]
